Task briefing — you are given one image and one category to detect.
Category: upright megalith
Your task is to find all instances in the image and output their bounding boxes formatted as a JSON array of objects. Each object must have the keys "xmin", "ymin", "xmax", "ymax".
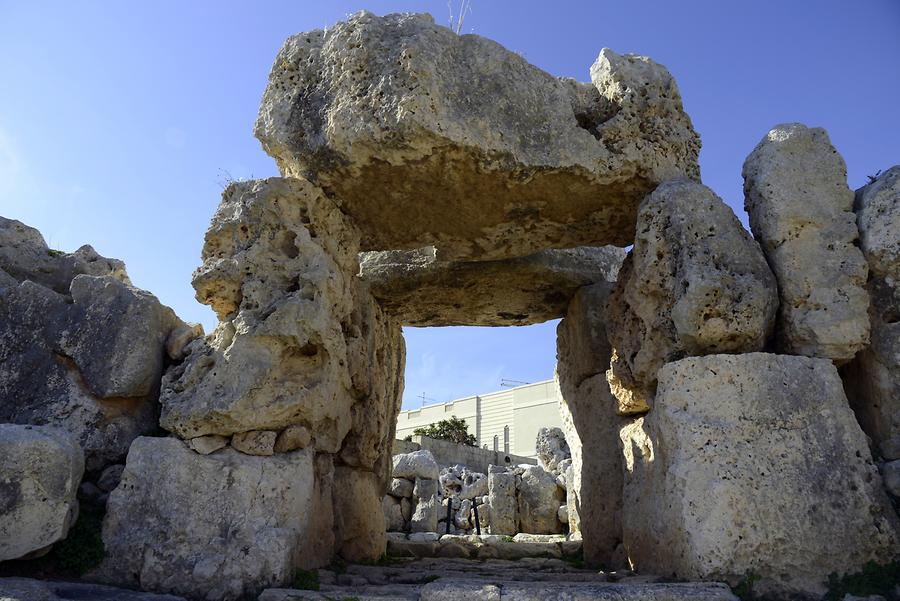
[
  {"xmin": 556, "ymin": 283, "xmax": 627, "ymax": 567},
  {"xmin": 620, "ymin": 353, "xmax": 900, "ymax": 598},
  {"xmin": 159, "ymin": 178, "xmax": 404, "ymax": 478},
  {"xmin": 743, "ymin": 123, "xmax": 869, "ymax": 362},
  {"xmin": 0, "ymin": 217, "xmax": 195, "ymax": 471},
  {"xmin": 98, "ymin": 438, "xmax": 315, "ymax": 601},
  {"xmin": 843, "ymin": 165, "xmax": 900, "ymax": 459},
  {"xmin": 255, "ymin": 11, "xmax": 700, "ymax": 260},
  {"xmin": 606, "ymin": 180, "xmax": 777, "ymax": 414}
]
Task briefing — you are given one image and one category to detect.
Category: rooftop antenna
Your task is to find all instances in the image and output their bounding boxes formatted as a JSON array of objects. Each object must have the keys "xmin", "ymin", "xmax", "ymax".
[
  {"xmin": 417, "ymin": 392, "xmax": 435, "ymax": 406},
  {"xmin": 500, "ymin": 378, "xmax": 530, "ymax": 388}
]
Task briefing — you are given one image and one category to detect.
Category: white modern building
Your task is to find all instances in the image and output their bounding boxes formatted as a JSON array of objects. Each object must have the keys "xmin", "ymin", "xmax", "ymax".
[{"xmin": 395, "ymin": 379, "xmax": 564, "ymax": 459}]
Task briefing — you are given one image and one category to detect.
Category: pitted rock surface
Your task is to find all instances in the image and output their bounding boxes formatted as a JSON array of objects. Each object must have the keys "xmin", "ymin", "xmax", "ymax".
[
  {"xmin": 620, "ymin": 353, "xmax": 900, "ymax": 598},
  {"xmin": 255, "ymin": 11, "xmax": 700, "ymax": 260},
  {"xmin": 606, "ymin": 180, "xmax": 777, "ymax": 414}
]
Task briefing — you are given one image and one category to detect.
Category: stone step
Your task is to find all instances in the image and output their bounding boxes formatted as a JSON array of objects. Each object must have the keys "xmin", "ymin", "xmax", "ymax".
[
  {"xmin": 0, "ymin": 578, "xmax": 187, "ymax": 601},
  {"xmin": 259, "ymin": 580, "xmax": 739, "ymax": 601}
]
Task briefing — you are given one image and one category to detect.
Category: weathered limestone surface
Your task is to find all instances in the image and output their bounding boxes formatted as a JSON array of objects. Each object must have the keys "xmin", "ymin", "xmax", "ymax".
[
  {"xmin": 606, "ymin": 180, "xmax": 777, "ymax": 413},
  {"xmin": 534, "ymin": 427, "xmax": 571, "ymax": 475},
  {"xmin": 256, "ymin": 11, "xmax": 700, "ymax": 260},
  {"xmin": 516, "ymin": 465, "xmax": 564, "ymax": 535},
  {"xmin": 160, "ymin": 178, "xmax": 404, "ymax": 478},
  {"xmin": 556, "ymin": 283, "xmax": 626, "ymax": 567},
  {"xmin": 0, "ymin": 216, "xmax": 129, "ymax": 294},
  {"xmin": 743, "ymin": 123, "xmax": 869, "ymax": 362},
  {"xmin": 843, "ymin": 166, "xmax": 900, "ymax": 459},
  {"xmin": 360, "ymin": 246, "xmax": 626, "ymax": 326},
  {"xmin": 333, "ymin": 466, "xmax": 387, "ymax": 562},
  {"xmin": 620, "ymin": 353, "xmax": 900, "ymax": 598},
  {"xmin": 487, "ymin": 467, "xmax": 517, "ymax": 536},
  {"xmin": 410, "ymin": 477, "xmax": 440, "ymax": 534},
  {"xmin": 0, "ymin": 218, "xmax": 190, "ymax": 471},
  {"xmin": 0, "ymin": 578, "xmax": 187, "ymax": 601},
  {"xmin": 0, "ymin": 424, "xmax": 84, "ymax": 561},
  {"xmin": 98, "ymin": 437, "xmax": 315, "ymax": 601}
]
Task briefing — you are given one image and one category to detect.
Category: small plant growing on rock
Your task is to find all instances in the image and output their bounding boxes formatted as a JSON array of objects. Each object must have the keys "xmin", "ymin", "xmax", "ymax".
[
  {"xmin": 731, "ymin": 571, "xmax": 760, "ymax": 601},
  {"xmin": 824, "ymin": 560, "xmax": 900, "ymax": 601},
  {"xmin": 50, "ymin": 506, "xmax": 105, "ymax": 576},
  {"xmin": 292, "ymin": 568, "xmax": 320, "ymax": 591}
]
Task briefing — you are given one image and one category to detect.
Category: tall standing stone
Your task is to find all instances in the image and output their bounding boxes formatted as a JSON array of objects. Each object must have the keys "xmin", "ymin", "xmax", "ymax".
[
  {"xmin": 410, "ymin": 477, "xmax": 439, "ymax": 534},
  {"xmin": 743, "ymin": 123, "xmax": 869, "ymax": 362},
  {"xmin": 556, "ymin": 283, "xmax": 627, "ymax": 567},
  {"xmin": 620, "ymin": 353, "xmax": 900, "ymax": 599},
  {"xmin": 843, "ymin": 165, "xmax": 900, "ymax": 459},
  {"xmin": 487, "ymin": 466, "xmax": 517, "ymax": 536}
]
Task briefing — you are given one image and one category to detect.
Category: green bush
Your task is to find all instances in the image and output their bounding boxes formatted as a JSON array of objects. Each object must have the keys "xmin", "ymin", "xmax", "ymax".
[
  {"xmin": 824, "ymin": 560, "xmax": 900, "ymax": 601},
  {"xmin": 292, "ymin": 569, "xmax": 320, "ymax": 591},
  {"xmin": 50, "ymin": 507, "xmax": 105, "ymax": 575},
  {"xmin": 413, "ymin": 416, "xmax": 476, "ymax": 447},
  {"xmin": 731, "ymin": 572, "xmax": 760, "ymax": 601}
]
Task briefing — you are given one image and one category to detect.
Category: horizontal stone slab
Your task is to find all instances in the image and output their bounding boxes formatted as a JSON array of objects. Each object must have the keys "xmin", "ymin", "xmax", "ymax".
[
  {"xmin": 0, "ymin": 578, "xmax": 187, "ymax": 601},
  {"xmin": 360, "ymin": 246, "xmax": 625, "ymax": 326},
  {"xmin": 256, "ymin": 12, "xmax": 700, "ymax": 260}
]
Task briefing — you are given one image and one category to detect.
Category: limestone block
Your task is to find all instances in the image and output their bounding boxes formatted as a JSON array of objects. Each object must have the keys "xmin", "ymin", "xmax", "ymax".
[
  {"xmin": 333, "ymin": 467, "xmax": 387, "ymax": 563},
  {"xmin": 883, "ymin": 460, "xmax": 900, "ymax": 497},
  {"xmin": 743, "ymin": 123, "xmax": 869, "ymax": 362},
  {"xmin": 535, "ymin": 426, "xmax": 571, "ymax": 475},
  {"xmin": 0, "ymin": 216, "xmax": 129, "ymax": 294},
  {"xmin": 487, "ymin": 467, "xmax": 517, "ymax": 535},
  {"xmin": 0, "ymin": 262, "xmax": 184, "ymax": 470},
  {"xmin": 360, "ymin": 246, "xmax": 625, "ymax": 326},
  {"xmin": 231, "ymin": 430, "xmax": 276, "ymax": 456},
  {"xmin": 557, "ymin": 283, "xmax": 627, "ymax": 567},
  {"xmin": 393, "ymin": 450, "xmax": 440, "ymax": 481},
  {"xmin": 274, "ymin": 424, "xmax": 311, "ymax": 453},
  {"xmin": 517, "ymin": 465, "xmax": 564, "ymax": 534},
  {"xmin": 0, "ymin": 424, "xmax": 84, "ymax": 561},
  {"xmin": 186, "ymin": 434, "xmax": 228, "ymax": 455},
  {"xmin": 854, "ymin": 165, "xmax": 900, "ymax": 280},
  {"xmin": 606, "ymin": 180, "xmax": 777, "ymax": 411},
  {"xmin": 411, "ymin": 477, "xmax": 440, "ymax": 533},
  {"xmin": 97, "ymin": 437, "xmax": 315, "ymax": 600},
  {"xmin": 160, "ymin": 178, "xmax": 404, "ymax": 476},
  {"xmin": 620, "ymin": 353, "xmax": 900, "ymax": 598},
  {"xmin": 383, "ymin": 495, "xmax": 405, "ymax": 532},
  {"xmin": 400, "ymin": 497, "xmax": 413, "ymax": 523},
  {"xmin": 255, "ymin": 12, "xmax": 700, "ymax": 260},
  {"xmin": 389, "ymin": 477, "xmax": 414, "ymax": 498}
]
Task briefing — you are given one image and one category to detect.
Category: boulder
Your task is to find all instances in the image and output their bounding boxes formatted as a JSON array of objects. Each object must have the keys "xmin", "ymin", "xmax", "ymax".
[
  {"xmin": 883, "ymin": 460, "xmax": 900, "ymax": 498},
  {"xmin": 255, "ymin": 12, "xmax": 700, "ymax": 260},
  {"xmin": 620, "ymin": 353, "xmax": 900, "ymax": 598},
  {"xmin": 842, "ymin": 166, "xmax": 900, "ymax": 459},
  {"xmin": 333, "ymin": 467, "xmax": 387, "ymax": 562},
  {"xmin": 1, "ymin": 247, "xmax": 186, "ymax": 471},
  {"xmin": 360, "ymin": 246, "xmax": 626, "ymax": 326},
  {"xmin": 517, "ymin": 465, "xmax": 564, "ymax": 534},
  {"xmin": 0, "ymin": 216, "xmax": 129, "ymax": 294},
  {"xmin": 159, "ymin": 178, "xmax": 404, "ymax": 477},
  {"xmin": 606, "ymin": 180, "xmax": 777, "ymax": 412},
  {"xmin": 487, "ymin": 467, "xmax": 517, "ymax": 535},
  {"xmin": 389, "ymin": 477, "xmax": 414, "ymax": 498},
  {"xmin": 231, "ymin": 430, "xmax": 277, "ymax": 456},
  {"xmin": 97, "ymin": 437, "xmax": 316, "ymax": 600},
  {"xmin": 393, "ymin": 449, "xmax": 440, "ymax": 481},
  {"xmin": 0, "ymin": 424, "xmax": 84, "ymax": 561},
  {"xmin": 742, "ymin": 123, "xmax": 869, "ymax": 362},
  {"xmin": 556, "ymin": 283, "xmax": 628, "ymax": 567},
  {"xmin": 535, "ymin": 427, "xmax": 571, "ymax": 475},
  {"xmin": 273, "ymin": 424, "xmax": 311, "ymax": 453},
  {"xmin": 382, "ymin": 495, "xmax": 405, "ymax": 532},
  {"xmin": 185, "ymin": 434, "xmax": 228, "ymax": 455},
  {"xmin": 411, "ymin": 477, "xmax": 440, "ymax": 534}
]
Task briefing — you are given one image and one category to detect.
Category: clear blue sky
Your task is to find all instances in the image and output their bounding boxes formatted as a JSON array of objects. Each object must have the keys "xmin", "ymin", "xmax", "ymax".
[{"xmin": 2, "ymin": 1, "xmax": 898, "ymax": 410}]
